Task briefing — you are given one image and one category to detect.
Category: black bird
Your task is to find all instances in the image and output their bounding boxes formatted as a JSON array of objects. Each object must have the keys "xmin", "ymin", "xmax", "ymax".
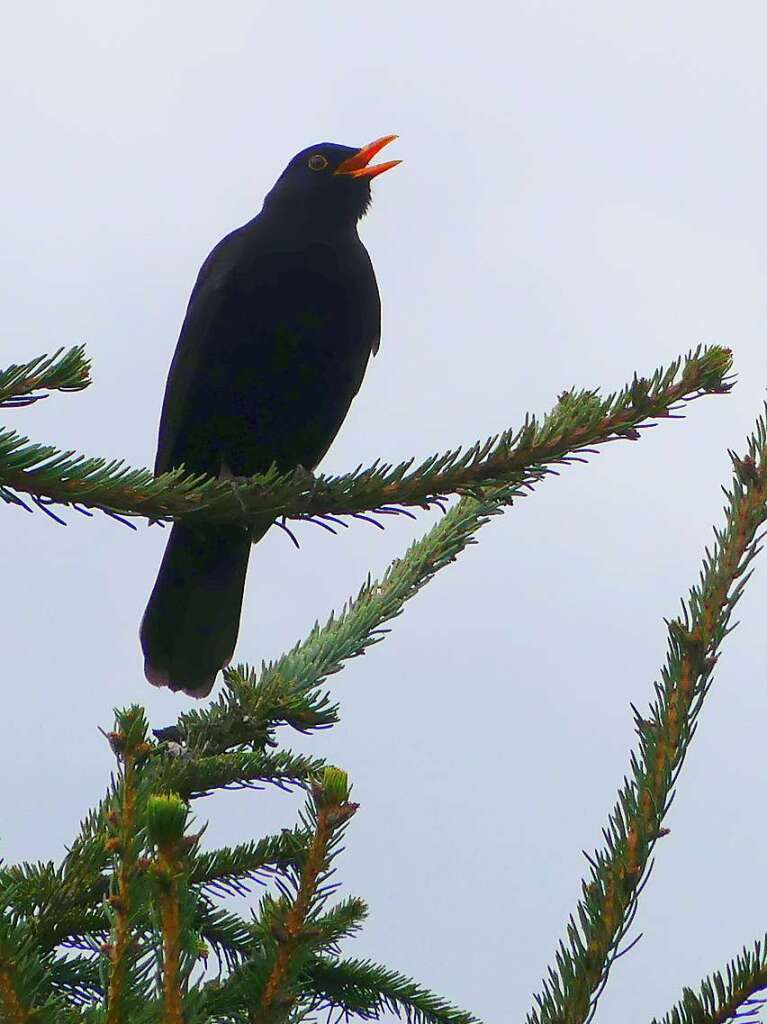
[{"xmin": 140, "ymin": 135, "xmax": 400, "ymax": 698}]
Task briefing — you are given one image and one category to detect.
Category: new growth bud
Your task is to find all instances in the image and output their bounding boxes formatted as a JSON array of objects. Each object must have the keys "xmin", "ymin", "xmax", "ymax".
[
  {"xmin": 146, "ymin": 793, "xmax": 189, "ymax": 849},
  {"xmin": 312, "ymin": 766, "xmax": 350, "ymax": 807}
]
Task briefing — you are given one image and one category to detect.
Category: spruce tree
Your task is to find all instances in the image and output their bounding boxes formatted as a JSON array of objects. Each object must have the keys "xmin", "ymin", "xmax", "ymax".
[{"xmin": 3, "ymin": 341, "xmax": 767, "ymax": 1023}]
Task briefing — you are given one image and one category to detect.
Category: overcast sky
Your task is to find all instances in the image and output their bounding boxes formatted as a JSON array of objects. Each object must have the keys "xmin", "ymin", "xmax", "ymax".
[{"xmin": 2, "ymin": 3, "xmax": 767, "ymax": 1021}]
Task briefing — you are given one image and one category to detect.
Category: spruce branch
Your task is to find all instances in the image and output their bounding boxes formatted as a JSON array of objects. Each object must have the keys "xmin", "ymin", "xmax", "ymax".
[
  {"xmin": 254, "ymin": 767, "xmax": 359, "ymax": 1024},
  {"xmin": 48, "ymin": 953, "xmax": 103, "ymax": 1006},
  {"xmin": 103, "ymin": 707, "xmax": 153, "ymax": 1024},
  {"xmin": 145, "ymin": 794, "xmax": 198, "ymax": 1024},
  {"xmin": 195, "ymin": 904, "xmax": 255, "ymax": 971},
  {"xmin": 190, "ymin": 829, "xmax": 310, "ymax": 897},
  {"xmin": 177, "ymin": 485, "xmax": 519, "ymax": 753},
  {"xmin": 0, "ymin": 345, "xmax": 91, "ymax": 408},
  {"xmin": 0, "ymin": 345, "xmax": 732, "ymax": 526},
  {"xmin": 0, "ymin": 909, "xmax": 66, "ymax": 1024},
  {"xmin": 4, "ymin": 772, "xmax": 312, "ymax": 958},
  {"xmin": 163, "ymin": 749, "xmax": 327, "ymax": 799},
  {"xmin": 0, "ymin": 859, "xmax": 110, "ymax": 955},
  {"xmin": 170, "ymin": 348, "xmax": 734, "ymax": 756},
  {"xmin": 527, "ymin": 410, "xmax": 767, "ymax": 1024},
  {"xmin": 303, "ymin": 956, "xmax": 481, "ymax": 1024},
  {"xmin": 0, "ymin": 861, "xmax": 71, "ymax": 925},
  {"xmin": 307, "ymin": 895, "xmax": 368, "ymax": 950},
  {"xmin": 0, "ymin": 918, "xmax": 34, "ymax": 1024},
  {"xmin": 0, "ymin": 851, "xmax": 114, "ymax": 955},
  {"xmin": 651, "ymin": 933, "xmax": 767, "ymax": 1024}
]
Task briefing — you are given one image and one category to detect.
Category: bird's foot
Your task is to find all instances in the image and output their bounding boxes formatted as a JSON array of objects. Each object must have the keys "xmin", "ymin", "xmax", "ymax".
[
  {"xmin": 219, "ymin": 461, "xmax": 251, "ymax": 514},
  {"xmin": 292, "ymin": 464, "xmax": 317, "ymax": 487}
]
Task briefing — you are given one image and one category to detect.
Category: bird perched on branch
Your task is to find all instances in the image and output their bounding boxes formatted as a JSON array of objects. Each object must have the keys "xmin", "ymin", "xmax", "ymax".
[{"xmin": 140, "ymin": 135, "xmax": 401, "ymax": 698}]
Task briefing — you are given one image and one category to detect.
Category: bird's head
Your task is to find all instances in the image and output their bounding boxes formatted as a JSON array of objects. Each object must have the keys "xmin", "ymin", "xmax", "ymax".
[{"xmin": 263, "ymin": 135, "xmax": 401, "ymax": 227}]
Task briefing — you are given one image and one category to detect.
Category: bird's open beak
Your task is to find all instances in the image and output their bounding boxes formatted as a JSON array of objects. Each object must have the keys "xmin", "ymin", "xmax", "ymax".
[{"xmin": 334, "ymin": 135, "xmax": 401, "ymax": 179}]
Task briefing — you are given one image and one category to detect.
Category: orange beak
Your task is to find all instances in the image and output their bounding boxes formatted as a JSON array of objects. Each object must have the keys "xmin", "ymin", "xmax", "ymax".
[{"xmin": 334, "ymin": 134, "xmax": 401, "ymax": 179}]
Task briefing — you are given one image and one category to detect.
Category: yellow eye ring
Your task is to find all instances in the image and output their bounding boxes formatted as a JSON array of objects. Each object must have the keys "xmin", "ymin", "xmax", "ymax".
[{"xmin": 308, "ymin": 153, "xmax": 329, "ymax": 171}]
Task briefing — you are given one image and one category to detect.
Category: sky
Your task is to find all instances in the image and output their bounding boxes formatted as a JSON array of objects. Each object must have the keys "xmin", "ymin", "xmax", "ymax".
[{"xmin": 1, "ymin": 2, "xmax": 767, "ymax": 1020}]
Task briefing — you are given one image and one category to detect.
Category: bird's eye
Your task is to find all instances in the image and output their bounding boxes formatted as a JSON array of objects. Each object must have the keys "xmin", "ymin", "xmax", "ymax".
[{"xmin": 308, "ymin": 153, "xmax": 329, "ymax": 171}]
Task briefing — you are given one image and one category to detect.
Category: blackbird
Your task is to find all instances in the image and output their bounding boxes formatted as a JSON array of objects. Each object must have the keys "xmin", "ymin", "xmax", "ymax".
[{"xmin": 140, "ymin": 135, "xmax": 400, "ymax": 698}]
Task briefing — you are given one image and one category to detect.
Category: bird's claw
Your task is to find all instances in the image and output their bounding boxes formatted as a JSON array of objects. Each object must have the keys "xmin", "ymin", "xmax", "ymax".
[
  {"xmin": 293, "ymin": 464, "xmax": 320, "ymax": 496},
  {"xmin": 293, "ymin": 464, "xmax": 316, "ymax": 485},
  {"xmin": 219, "ymin": 462, "xmax": 251, "ymax": 514}
]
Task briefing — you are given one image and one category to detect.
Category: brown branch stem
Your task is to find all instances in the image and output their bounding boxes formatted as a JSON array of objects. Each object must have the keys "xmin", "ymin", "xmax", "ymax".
[
  {"xmin": 0, "ymin": 966, "xmax": 29, "ymax": 1024},
  {"xmin": 156, "ymin": 850, "xmax": 185, "ymax": 1024},
  {"xmin": 106, "ymin": 753, "xmax": 139, "ymax": 1024},
  {"xmin": 255, "ymin": 800, "xmax": 348, "ymax": 1024}
]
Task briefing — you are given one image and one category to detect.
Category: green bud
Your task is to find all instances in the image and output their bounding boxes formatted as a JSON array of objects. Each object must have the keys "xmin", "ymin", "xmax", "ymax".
[
  {"xmin": 145, "ymin": 793, "xmax": 189, "ymax": 849},
  {"xmin": 313, "ymin": 766, "xmax": 350, "ymax": 807},
  {"xmin": 114, "ymin": 705, "xmax": 149, "ymax": 747}
]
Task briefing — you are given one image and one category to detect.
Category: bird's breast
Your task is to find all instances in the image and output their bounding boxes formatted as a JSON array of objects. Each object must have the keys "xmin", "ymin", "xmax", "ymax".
[{"xmin": 205, "ymin": 239, "xmax": 376, "ymax": 476}]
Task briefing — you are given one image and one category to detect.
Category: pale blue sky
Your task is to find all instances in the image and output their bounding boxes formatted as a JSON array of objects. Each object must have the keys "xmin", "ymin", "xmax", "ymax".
[{"xmin": 1, "ymin": 3, "xmax": 767, "ymax": 1020}]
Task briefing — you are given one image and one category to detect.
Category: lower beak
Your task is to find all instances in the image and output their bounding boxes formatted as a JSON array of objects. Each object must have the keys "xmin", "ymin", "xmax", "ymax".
[{"xmin": 334, "ymin": 135, "xmax": 401, "ymax": 179}]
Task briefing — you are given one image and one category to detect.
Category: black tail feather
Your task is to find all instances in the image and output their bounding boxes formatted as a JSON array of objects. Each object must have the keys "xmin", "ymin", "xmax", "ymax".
[{"xmin": 140, "ymin": 521, "xmax": 265, "ymax": 698}]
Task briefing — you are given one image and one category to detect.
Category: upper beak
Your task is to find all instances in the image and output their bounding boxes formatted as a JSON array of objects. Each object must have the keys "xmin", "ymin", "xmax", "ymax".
[{"xmin": 334, "ymin": 135, "xmax": 401, "ymax": 179}]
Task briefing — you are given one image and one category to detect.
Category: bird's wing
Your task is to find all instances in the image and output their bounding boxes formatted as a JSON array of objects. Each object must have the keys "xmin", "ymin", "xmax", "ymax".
[
  {"xmin": 357, "ymin": 242, "xmax": 381, "ymax": 356},
  {"xmin": 154, "ymin": 229, "xmax": 246, "ymax": 477}
]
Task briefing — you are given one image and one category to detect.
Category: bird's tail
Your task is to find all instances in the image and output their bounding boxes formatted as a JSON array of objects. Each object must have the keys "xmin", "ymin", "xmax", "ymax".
[{"xmin": 140, "ymin": 521, "xmax": 267, "ymax": 698}]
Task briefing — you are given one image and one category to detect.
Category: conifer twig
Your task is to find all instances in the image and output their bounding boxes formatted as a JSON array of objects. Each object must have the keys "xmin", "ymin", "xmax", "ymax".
[
  {"xmin": 304, "ymin": 956, "xmax": 481, "ymax": 1024},
  {"xmin": 104, "ymin": 708, "xmax": 152, "ymax": 1024},
  {"xmin": 146, "ymin": 794, "xmax": 195, "ymax": 1024},
  {"xmin": 0, "ymin": 345, "xmax": 732, "ymax": 526},
  {"xmin": 190, "ymin": 829, "xmax": 310, "ymax": 896},
  {"xmin": 256, "ymin": 768, "xmax": 358, "ymax": 1023},
  {"xmin": 527, "ymin": 411, "xmax": 767, "ymax": 1024},
  {"xmin": 0, "ymin": 939, "xmax": 30, "ymax": 1024},
  {"xmin": 164, "ymin": 749, "xmax": 327, "ymax": 798},
  {"xmin": 0, "ymin": 909, "xmax": 69, "ymax": 1023},
  {"xmin": 650, "ymin": 934, "xmax": 767, "ymax": 1024},
  {"xmin": 178, "ymin": 486, "xmax": 521, "ymax": 752},
  {"xmin": 0, "ymin": 345, "xmax": 91, "ymax": 408}
]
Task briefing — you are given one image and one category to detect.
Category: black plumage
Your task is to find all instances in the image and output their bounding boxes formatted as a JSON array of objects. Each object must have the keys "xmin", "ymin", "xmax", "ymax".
[{"xmin": 141, "ymin": 136, "xmax": 400, "ymax": 697}]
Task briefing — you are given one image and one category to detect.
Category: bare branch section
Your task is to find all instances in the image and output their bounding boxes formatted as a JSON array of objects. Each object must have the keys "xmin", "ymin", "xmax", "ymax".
[
  {"xmin": 527, "ymin": 411, "xmax": 767, "ymax": 1024},
  {"xmin": 0, "ymin": 345, "xmax": 91, "ymax": 408},
  {"xmin": 651, "ymin": 934, "xmax": 767, "ymax": 1024},
  {"xmin": 0, "ymin": 345, "xmax": 732, "ymax": 525}
]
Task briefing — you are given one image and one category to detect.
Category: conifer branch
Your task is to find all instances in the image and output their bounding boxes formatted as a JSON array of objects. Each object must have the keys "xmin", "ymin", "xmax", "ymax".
[
  {"xmin": 0, "ymin": 909, "xmax": 67, "ymax": 1023},
  {"xmin": 309, "ymin": 895, "xmax": 368, "ymax": 949},
  {"xmin": 0, "ymin": 345, "xmax": 732, "ymax": 526},
  {"xmin": 145, "ymin": 794, "xmax": 196, "ymax": 1024},
  {"xmin": 527, "ymin": 411, "xmax": 767, "ymax": 1024},
  {"xmin": 303, "ymin": 956, "xmax": 481, "ymax": 1024},
  {"xmin": 190, "ymin": 829, "xmax": 310, "ymax": 896},
  {"xmin": 255, "ymin": 768, "xmax": 358, "ymax": 1023},
  {"xmin": 48, "ymin": 953, "xmax": 103, "ymax": 1005},
  {"xmin": 196, "ymin": 904, "xmax": 255, "ymax": 970},
  {"xmin": 169, "ymin": 348, "xmax": 733, "ymax": 756},
  {"xmin": 0, "ymin": 345, "xmax": 91, "ymax": 408},
  {"xmin": 0, "ymin": 860, "xmax": 109, "ymax": 954},
  {"xmin": 103, "ymin": 708, "xmax": 153, "ymax": 1024},
  {"xmin": 164, "ymin": 749, "xmax": 327, "ymax": 798},
  {"xmin": 0, "ymin": 923, "xmax": 33, "ymax": 1024},
  {"xmin": 651, "ymin": 934, "xmax": 767, "ymax": 1024},
  {"xmin": 177, "ymin": 487, "xmax": 518, "ymax": 752}
]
